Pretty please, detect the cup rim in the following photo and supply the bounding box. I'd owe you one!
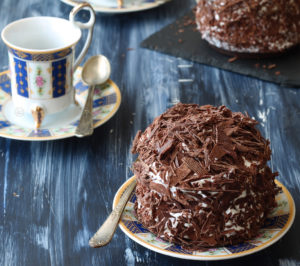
[1,16,82,54]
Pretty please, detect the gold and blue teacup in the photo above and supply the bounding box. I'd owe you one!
[1,3,95,128]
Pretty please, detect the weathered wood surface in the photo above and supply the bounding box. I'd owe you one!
[0,0,299,265]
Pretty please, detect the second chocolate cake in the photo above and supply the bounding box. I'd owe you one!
[131,103,278,250]
[195,0,300,56]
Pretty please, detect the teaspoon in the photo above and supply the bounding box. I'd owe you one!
[75,55,111,137]
[89,178,136,248]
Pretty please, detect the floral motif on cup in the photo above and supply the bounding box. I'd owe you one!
[34,67,46,96]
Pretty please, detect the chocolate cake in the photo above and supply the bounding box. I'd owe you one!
[131,103,279,250]
[195,0,300,56]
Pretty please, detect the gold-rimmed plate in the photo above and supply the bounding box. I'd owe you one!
[60,0,172,14]
[113,177,295,260]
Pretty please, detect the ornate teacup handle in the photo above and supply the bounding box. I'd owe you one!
[69,2,95,70]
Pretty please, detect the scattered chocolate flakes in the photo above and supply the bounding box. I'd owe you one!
[228,56,238,63]
[268,64,276,69]
[132,103,279,250]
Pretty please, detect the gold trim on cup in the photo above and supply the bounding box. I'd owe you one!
[8,47,73,61]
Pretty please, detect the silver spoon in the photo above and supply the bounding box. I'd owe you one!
[89,178,137,248]
[75,55,111,137]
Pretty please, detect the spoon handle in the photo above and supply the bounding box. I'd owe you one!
[75,85,95,137]
[89,178,137,248]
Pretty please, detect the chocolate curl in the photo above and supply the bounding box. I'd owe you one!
[131,130,142,154]
[183,157,207,177]
[174,163,191,183]
[158,139,175,160]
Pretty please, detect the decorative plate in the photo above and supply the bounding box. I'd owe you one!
[113,177,295,260]
[0,68,121,141]
[60,0,172,14]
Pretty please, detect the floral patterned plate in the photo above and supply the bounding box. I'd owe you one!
[113,177,295,260]
[60,0,172,14]
[0,68,121,141]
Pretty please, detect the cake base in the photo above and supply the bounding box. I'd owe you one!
[209,43,299,59]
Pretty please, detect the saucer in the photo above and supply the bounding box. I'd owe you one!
[60,0,172,14]
[113,177,295,261]
[0,68,121,141]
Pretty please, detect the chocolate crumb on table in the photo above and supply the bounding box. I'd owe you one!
[228,56,238,63]
[268,64,276,69]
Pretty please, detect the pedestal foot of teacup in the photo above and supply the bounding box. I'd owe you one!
[117,0,123,8]
[31,106,45,129]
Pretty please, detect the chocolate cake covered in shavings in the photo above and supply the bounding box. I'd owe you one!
[131,103,279,250]
[195,0,300,56]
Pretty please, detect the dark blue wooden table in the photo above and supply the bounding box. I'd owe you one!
[0,0,299,265]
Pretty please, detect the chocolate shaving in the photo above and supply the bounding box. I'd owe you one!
[175,163,191,182]
[131,130,141,154]
[182,157,207,177]
[158,139,175,159]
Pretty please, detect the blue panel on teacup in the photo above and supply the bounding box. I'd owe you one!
[14,58,29,97]
[8,47,72,61]
[52,59,67,98]
[0,72,11,94]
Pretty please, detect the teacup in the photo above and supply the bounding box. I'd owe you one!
[1,3,95,129]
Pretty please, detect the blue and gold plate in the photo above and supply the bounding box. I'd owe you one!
[60,0,172,14]
[0,68,121,141]
[113,177,295,260]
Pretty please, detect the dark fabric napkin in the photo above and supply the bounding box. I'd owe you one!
[141,10,300,88]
